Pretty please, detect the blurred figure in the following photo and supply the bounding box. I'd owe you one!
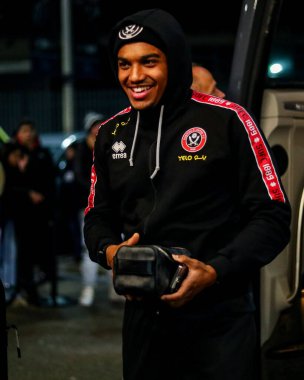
[191,62,225,98]
[56,143,82,263]
[0,153,5,289]
[0,141,30,304]
[12,119,57,305]
[74,112,106,307]
[0,159,4,196]
[0,156,5,248]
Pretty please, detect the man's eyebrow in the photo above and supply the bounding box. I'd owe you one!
[141,53,161,59]
[117,53,161,61]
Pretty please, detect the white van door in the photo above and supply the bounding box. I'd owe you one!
[259,89,304,345]
[227,0,304,357]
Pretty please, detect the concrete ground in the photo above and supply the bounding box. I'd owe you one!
[5,256,304,380]
[5,256,124,380]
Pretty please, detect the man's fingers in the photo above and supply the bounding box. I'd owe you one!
[172,254,189,264]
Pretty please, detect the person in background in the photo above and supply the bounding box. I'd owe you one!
[0,154,5,253]
[0,158,4,197]
[0,154,6,291]
[191,62,225,98]
[13,119,57,305]
[84,8,291,380]
[75,112,106,307]
[56,143,82,263]
[0,141,29,304]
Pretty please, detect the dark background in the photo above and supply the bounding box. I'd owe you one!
[0,1,246,134]
[0,0,243,91]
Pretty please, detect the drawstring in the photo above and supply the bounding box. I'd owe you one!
[150,105,164,179]
[128,105,164,180]
[129,111,140,167]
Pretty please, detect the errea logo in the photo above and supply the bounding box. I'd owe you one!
[112,141,126,152]
[112,141,127,160]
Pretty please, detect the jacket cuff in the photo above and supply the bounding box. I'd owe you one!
[206,255,234,283]
[96,242,112,269]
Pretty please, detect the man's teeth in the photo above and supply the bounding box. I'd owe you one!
[133,87,150,92]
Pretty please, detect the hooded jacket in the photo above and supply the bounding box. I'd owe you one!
[84,9,291,309]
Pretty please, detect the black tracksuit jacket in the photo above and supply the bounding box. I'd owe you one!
[84,8,291,312]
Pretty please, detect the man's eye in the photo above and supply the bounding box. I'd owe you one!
[144,59,157,66]
[118,62,129,69]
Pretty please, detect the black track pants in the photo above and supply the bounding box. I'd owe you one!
[122,300,259,380]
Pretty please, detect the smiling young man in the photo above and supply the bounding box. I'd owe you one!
[83,9,291,380]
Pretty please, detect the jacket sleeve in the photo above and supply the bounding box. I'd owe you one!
[207,106,292,281]
[83,128,123,267]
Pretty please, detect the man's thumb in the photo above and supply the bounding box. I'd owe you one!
[126,232,140,246]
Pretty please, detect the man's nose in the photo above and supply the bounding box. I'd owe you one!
[129,65,145,82]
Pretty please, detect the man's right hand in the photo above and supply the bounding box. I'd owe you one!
[106,232,140,268]
[107,232,141,301]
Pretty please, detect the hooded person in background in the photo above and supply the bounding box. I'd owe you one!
[12,120,57,305]
[83,9,291,380]
[75,112,107,307]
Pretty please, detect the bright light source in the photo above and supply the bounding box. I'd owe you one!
[268,57,293,78]
[61,135,76,149]
[269,63,283,74]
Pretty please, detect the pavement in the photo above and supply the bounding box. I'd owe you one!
[5,256,124,380]
[4,256,304,380]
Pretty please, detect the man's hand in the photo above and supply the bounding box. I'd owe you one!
[106,232,141,301]
[160,254,217,308]
[29,190,45,204]
[106,232,140,268]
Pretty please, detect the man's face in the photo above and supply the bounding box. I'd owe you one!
[117,42,168,110]
[16,124,36,147]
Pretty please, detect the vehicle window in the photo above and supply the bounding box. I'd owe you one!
[267,1,304,86]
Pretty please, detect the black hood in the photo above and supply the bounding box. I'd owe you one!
[108,8,193,120]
